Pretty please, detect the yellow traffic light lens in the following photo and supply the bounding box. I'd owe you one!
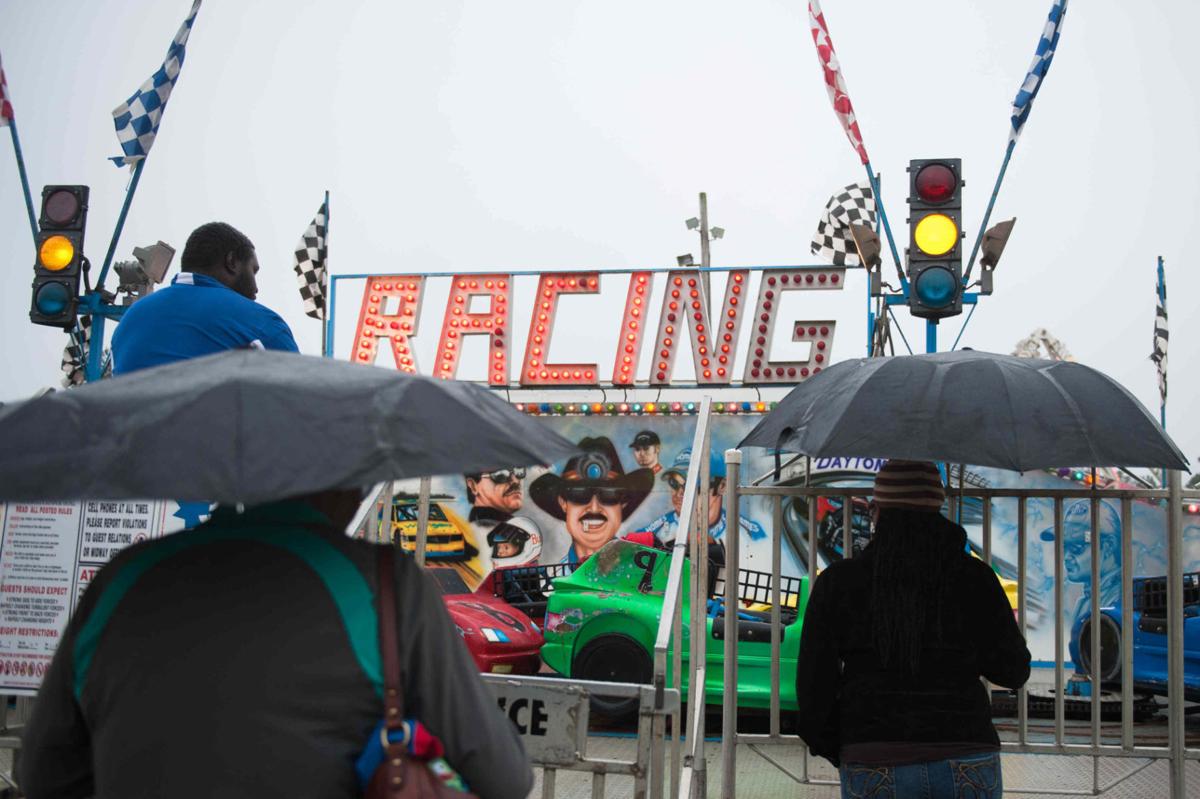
[914,214,958,256]
[39,235,75,271]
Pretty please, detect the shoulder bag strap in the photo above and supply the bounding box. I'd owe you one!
[376,545,409,796]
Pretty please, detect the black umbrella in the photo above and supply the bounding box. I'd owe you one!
[0,350,578,504]
[739,350,1188,472]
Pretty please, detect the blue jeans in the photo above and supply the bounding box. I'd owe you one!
[839,752,1002,799]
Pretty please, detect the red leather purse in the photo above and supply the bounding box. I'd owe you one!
[367,547,480,799]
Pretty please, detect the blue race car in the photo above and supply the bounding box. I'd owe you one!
[1070,571,1200,701]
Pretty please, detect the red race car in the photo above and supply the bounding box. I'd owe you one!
[426,567,543,675]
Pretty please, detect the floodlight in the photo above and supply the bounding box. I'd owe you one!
[685,217,700,230]
[980,218,1016,271]
[676,254,694,266]
[710,226,725,239]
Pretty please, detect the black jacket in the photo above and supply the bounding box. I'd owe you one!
[794,513,1030,767]
[19,501,532,799]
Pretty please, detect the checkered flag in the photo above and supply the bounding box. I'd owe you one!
[1150,260,1168,406]
[293,199,329,320]
[811,182,876,266]
[110,1,202,167]
[1010,0,1068,145]
[61,316,91,387]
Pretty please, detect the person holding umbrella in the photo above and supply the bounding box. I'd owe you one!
[795,460,1030,798]
[5,351,581,799]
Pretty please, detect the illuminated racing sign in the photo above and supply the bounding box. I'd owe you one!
[334,266,850,388]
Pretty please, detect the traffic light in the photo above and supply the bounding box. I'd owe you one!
[30,185,89,328]
[906,159,962,319]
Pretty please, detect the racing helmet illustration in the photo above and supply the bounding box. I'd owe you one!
[487,516,542,567]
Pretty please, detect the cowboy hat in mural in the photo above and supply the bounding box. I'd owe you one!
[529,436,654,564]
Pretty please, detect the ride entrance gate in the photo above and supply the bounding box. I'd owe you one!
[717,458,1199,799]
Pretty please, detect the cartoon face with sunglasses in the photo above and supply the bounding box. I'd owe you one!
[529,437,656,564]
[464,467,528,514]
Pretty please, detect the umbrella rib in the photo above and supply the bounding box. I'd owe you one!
[1039,365,1105,469]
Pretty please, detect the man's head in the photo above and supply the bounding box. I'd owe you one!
[1041,500,1122,583]
[870,460,945,525]
[464,467,526,513]
[662,448,726,526]
[529,437,654,561]
[181,222,260,300]
[629,430,661,469]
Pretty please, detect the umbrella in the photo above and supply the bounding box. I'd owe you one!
[0,350,578,505]
[739,350,1188,472]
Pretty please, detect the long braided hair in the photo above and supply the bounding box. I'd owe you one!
[868,507,959,674]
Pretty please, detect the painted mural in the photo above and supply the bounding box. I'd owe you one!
[383,414,1195,664]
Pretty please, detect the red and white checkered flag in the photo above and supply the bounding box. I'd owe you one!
[0,51,15,124]
[808,0,869,165]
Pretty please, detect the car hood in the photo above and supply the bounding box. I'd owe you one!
[443,596,543,648]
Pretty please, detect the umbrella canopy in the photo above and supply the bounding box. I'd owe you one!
[739,350,1188,472]
[0,350,578,504]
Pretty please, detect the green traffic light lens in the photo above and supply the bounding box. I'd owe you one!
[34,282,72,315]
[914,213,958,256]
[914,267,957,308]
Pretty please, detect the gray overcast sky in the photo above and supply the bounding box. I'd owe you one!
[1,1,1197,469]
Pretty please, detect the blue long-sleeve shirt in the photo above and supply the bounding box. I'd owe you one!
[112,272,299,374]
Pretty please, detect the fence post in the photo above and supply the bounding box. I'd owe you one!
[720,449,742,799]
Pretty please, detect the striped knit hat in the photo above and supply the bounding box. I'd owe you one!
[873,460,945,511]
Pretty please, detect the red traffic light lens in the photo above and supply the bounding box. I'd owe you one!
[915,164,957,203]
[43,189,81,226]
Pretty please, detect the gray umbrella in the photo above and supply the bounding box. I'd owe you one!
[739,350,1188,472]
[0,350,578,504]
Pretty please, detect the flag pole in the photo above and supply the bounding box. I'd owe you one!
[7,119,38,244]
[1157,255,1167,489]
[863,162,909,294]
[322,189,330,357]
[96,160,147,290]
[962,140,1016,285]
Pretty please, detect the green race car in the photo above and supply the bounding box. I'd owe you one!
[540,538,808,718]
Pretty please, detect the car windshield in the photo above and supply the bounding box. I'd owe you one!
[393,503,449,522]
[428,568,470,595]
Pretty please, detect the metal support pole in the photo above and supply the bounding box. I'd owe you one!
[1053,497,1065,746]
[1167,471,1185,797]
[326,274,339,358]
[863,164,909,294]
[769,495,782,739]
[1017,496,1028,745]
[7,120,39,245]
[84,313,107,383]
[1120,498,1134,751]
[963,141,1015,285]
[925,319,938,354]
[97,160,146,290]
[720,449,742,799]
[321,188,330,357]
[414,477,431,566]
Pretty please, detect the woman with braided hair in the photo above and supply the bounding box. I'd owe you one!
[795,460,1030,799]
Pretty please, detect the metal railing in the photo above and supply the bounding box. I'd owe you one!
[717,462,1200,798]
[481,673,680,799]
[652,396,714,799]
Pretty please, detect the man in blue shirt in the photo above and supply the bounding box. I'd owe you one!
[112,221,299,374]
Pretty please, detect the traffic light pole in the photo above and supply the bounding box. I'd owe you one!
[78,293,127,382]
[884,293,979,354]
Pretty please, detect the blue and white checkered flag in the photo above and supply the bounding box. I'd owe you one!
[110,0,202,167]
[1010,0,1068,145]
